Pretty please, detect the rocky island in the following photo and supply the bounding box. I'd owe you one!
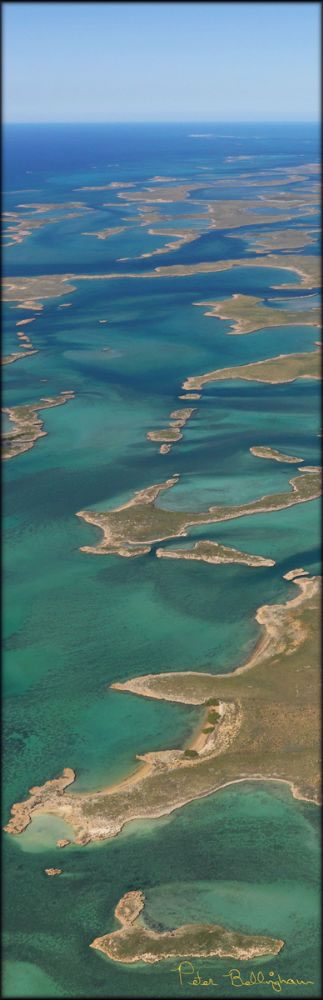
[2,348,38,366]
[90,890,284,965]
[156,540,275,567]
[147,407,196,453]
[183,346,321,390]
[234,227,317,253]
[75,467,321,558]
[2,391,75,459]
[2,114,321,998]
[194,292,320,337]
[250,446,304,464]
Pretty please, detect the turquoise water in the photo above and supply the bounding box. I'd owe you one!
[3,783,320,997]
[3,123,321,997]
[270,293,321,312]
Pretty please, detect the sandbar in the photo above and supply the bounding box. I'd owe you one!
[82,226,125,241]
[178,393,201,400]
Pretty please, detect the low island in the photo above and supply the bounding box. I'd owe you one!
[82,225,125,241]
[156,540,275,567]
[183,347,321,391]
[2,348,38,366]
[233,227,317,253]
[3,253,320,315]
[75,467,321,558]
[2,391,75,459]
[194,293,320,336]
[250,446,304,464]
[90,890,284,965]
[147,407,196,453]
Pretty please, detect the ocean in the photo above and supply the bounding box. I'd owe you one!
[2,122,321,997]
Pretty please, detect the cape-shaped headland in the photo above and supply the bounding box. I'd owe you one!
[3,573,320,845]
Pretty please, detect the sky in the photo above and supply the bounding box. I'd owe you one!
[3,2,321,123]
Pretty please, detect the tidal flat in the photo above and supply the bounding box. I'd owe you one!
[3,122,321,997]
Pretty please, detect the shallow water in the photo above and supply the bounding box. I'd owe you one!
[3,122,321,997]
[3,783,320,997]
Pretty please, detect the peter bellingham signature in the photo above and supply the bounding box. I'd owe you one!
[171,962,314,993]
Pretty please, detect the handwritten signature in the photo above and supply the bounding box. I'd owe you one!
[172,962,314,993]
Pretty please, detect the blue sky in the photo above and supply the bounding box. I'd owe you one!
[3,2,320,122]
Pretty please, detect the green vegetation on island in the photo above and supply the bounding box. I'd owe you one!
[90,890,284,965]
[3,252,320,314]
[156,540,275,567]
[2,391,75,460]
[183,347,321,391]
[2,201,92,248]
[250,446,304,464]
[2,274,77,310]
[194,293,320,336]
[147,407,196,454]
[3,574,320,845]
[206,194,317,231]
[75,467,321,557]
[233,228,318,253]
[136,253,320,289]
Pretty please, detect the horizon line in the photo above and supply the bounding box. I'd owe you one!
[4,118,320,125]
